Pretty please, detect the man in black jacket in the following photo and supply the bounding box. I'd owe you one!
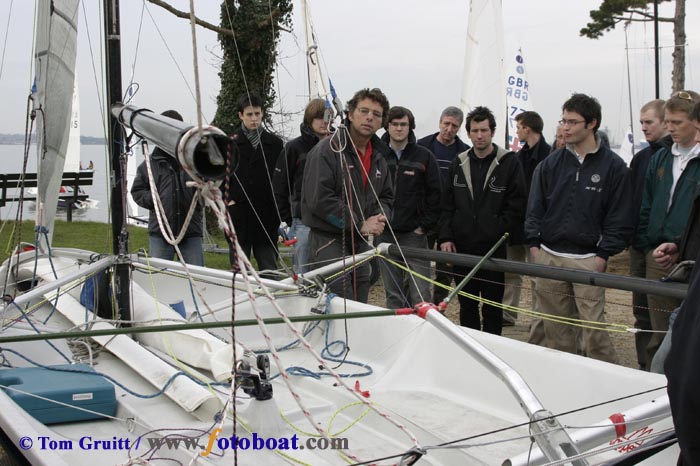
[439,106,526,335]
[272,98,329,274]
[628,99,669,370]
[525,94,632,363]
[131,110,204,266]
[417,107,470,304]
[378,106,441,308]
[504,111,551,329]
[301,88,393,303]
[224,93,284,276]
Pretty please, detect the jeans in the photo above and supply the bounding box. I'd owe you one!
[378,230,431,308]
[650,306,679,374]
[291,218,311,274]
[149,235,204,266]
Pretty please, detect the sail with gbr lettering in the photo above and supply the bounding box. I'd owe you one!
[505,49,534,151]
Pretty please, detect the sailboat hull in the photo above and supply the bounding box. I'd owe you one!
[0,248,677,465]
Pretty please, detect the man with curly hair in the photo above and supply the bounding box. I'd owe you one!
[301,88,394,303]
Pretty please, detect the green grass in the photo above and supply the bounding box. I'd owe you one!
[0,220,232,270]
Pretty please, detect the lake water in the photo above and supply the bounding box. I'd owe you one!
[0,144,141,224]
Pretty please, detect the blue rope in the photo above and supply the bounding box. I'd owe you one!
[10,302,71,363]
[188,280,204,323]
[0,347,229,400]
[282,293,373,379]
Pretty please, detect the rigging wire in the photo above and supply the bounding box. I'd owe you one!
[187,0,203,133]
[0,0,13,82]
[142,1,202,120]
[351,385,667,466]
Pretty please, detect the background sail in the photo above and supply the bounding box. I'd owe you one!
[617,126,635,166]
[302,0,331,100]
[461,0,506,146]
[63,80,81,173]
[505,49,533,151]
[34,0,80,248]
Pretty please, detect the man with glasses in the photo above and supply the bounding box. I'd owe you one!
[635,90,700,367]
[417,107,471,304]
[439,106,526,335]
[301,88,393,303]
[525,94,632,363]
[378,106,441,308]
[628,99,671,370]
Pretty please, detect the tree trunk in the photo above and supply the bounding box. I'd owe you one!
[671,0,685,92]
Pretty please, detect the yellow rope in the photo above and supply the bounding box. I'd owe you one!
[323,254,376,282]
[378,255,631,334]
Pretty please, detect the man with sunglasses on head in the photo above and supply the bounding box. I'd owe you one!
[301,88,394,303]
[664,99,700,466]
[525,93,632,363]
[378,106,441,308]
[635,90,700,367]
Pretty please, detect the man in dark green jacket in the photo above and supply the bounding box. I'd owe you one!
[635,90,700,366]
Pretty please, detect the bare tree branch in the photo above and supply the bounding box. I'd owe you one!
[612,14,675,22]
[145,0,291,35]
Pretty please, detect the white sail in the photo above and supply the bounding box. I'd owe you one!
[505,49,534,151]
[302,0,331,100]
[617,126,635,166]
[63,80,81,173]
[461,0,506,146]
[33,0,80,248]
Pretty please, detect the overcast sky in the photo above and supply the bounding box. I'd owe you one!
[0,0,698,148]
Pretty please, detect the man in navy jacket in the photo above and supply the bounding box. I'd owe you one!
[525,94,632,363]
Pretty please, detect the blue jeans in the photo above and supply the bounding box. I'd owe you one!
[291,218,311,274]
[149,235,204,266]
[650,306,679,374]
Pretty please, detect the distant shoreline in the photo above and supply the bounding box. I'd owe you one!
[0,134,105,145]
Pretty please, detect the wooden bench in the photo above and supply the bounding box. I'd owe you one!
[0,172,94,222]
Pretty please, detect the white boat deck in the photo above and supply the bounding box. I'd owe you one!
[0,251,678,465]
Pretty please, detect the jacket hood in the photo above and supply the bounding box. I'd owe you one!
[299,124,321,145]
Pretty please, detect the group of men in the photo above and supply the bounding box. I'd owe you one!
[130,88,700,465]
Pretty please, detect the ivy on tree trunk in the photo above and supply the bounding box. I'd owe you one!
[213,0,293,136]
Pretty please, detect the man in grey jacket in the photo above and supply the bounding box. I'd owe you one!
[301,88,394,303]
